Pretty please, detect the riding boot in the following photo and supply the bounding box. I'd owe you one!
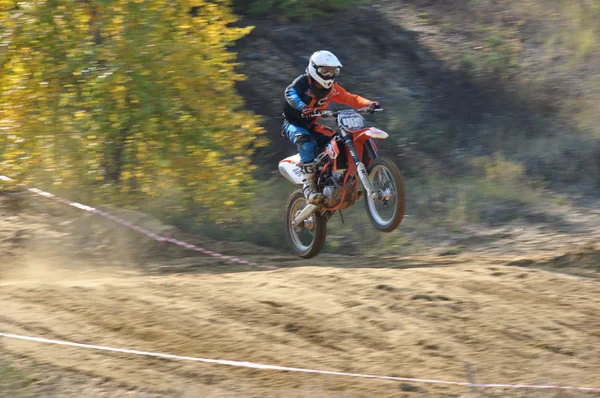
[300,161,324,204]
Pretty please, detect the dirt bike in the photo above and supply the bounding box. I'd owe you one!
[279,107,406,258]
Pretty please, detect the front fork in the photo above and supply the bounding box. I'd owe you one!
[343,133,379,200]
[292,204,317,227]
[357,163,379,200]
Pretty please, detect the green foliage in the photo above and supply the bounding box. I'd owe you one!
[439,245,465,256]
[466,154,540,223]
[205,159,535,255]
[416,12,432,25]
[539,0,600,60]
[183,177,422,256]
[0,0,265,222]
[406,153,542,230]
[177,178,290,249]
[469,157,539,212]
[232,0,369,21]
[471,152,525,186]
[466,29,521,77]
[516,136,600,185]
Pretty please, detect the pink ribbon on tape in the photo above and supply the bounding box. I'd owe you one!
[0,176,277,270]
[1,332,599,392]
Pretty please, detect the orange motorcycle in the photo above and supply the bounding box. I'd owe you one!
[279,108,406,258]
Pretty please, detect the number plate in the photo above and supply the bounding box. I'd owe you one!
[339,114,365,131]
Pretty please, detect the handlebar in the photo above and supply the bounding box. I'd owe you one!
[311,107,384,118]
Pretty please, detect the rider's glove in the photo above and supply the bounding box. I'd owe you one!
[368,101,381,114]
[301,106,316,119]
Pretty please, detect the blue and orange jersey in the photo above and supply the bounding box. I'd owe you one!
[283,74,372,131]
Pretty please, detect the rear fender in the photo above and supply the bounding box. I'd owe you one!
[279,154,304,185]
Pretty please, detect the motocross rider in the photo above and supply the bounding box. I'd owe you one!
[282,50,381,204]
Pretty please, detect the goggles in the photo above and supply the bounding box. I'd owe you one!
[317,66,341,77]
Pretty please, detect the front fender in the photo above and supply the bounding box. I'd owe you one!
[353,127,387,162]
[353,128,389,151]
[363,127,389,139]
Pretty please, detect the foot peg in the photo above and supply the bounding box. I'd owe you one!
[307,193,325,204]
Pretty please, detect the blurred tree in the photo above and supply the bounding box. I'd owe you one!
[231,0,369,21]
[0,0,265,220]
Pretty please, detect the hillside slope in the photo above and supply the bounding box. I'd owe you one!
[233,1,600,185]
[214,1,600,256]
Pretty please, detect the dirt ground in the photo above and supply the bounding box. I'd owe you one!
[1,191,599,398]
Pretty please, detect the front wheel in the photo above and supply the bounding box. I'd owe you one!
[364,158,406,232]
[284,189,327,258]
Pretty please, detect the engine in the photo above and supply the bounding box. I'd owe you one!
[320,169,346,206]
[322,184,342,206]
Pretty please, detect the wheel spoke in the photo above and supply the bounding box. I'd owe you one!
[286,190,327,259]
[367,164,397,227]
[289,197,316,252]
[363,159,405,233]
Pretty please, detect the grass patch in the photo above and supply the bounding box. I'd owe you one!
[0,360,35,397]
[416,12,434,25]
[174,175,424,256]
[439,245,465,256]
[177,153,547,256]
[173,178,291,250]
[409,153,543,229]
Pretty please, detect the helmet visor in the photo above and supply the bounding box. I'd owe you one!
[317,66,341,77]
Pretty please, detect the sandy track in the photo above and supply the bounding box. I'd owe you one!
[1,194,600,397]
[2,262,600,397]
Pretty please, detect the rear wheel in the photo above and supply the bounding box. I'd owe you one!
[364,157,406,232]
[284,189,327,258]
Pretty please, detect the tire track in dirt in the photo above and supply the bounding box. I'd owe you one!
[1,193,600,397]
[2,265,600,397]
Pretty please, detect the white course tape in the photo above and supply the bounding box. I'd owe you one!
[0,175,277,270]
[1,333,599,392]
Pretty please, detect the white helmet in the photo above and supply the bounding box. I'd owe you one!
[307,50,343,89]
